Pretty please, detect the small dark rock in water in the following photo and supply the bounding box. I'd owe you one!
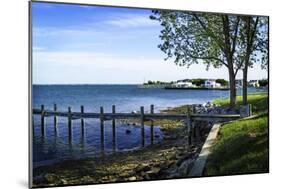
[126,129,131,134]
[132,123,136,126]
[127,123,130,126]
[154,135,160,138]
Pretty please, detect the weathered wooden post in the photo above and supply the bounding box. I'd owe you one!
[192,121,196,141]
[68,107,72,141]
[140,106,145,147]
[40,105,45,136]
[112,105,116,152]
[150,104,154,145]
[80,105,85,136]
[192,104,196,114]
[54,104,57,132]
[240,104,252,118]
[100,106,105,151]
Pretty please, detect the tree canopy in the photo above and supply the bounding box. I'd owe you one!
[150,11,268,107]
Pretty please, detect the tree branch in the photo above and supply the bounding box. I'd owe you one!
[231,17,240,56]
[185,52,228,67]
[192,14,226,56]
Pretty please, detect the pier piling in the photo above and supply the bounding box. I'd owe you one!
[140,106,145,147]
[81,105,85,136]
[112,105,116,152]
[100,106,105,151]
[150,104,154,145]
[54,104,57,132]
[68,107,72,141]
[40,105,45,136]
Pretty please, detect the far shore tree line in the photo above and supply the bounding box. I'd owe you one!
[143,78,268,87]
[150,11,268,108]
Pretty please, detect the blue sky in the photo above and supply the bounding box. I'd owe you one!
[32,2,268,84]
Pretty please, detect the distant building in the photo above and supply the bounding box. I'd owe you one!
[249,80,260,87]
[172,81,194,88]
[235,79,243,88]
[204,79,221,88]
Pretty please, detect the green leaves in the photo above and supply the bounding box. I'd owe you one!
[150,10,268,72]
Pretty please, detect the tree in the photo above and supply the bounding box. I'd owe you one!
[216,79,229,86]
[258,79,268,87]
[150,11,268,108]
[191,79,206,87]
[150,11,242,108]
[237,16,268,105]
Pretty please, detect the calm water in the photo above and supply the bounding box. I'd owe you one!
[32,85,267,166]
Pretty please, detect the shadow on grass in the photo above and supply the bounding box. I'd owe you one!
[205,113,269,176]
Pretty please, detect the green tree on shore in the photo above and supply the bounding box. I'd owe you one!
[150,11,268,108]
[238,16,268,105]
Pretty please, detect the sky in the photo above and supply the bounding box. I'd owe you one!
[32,2,268,84]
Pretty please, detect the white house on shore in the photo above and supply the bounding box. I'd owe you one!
[248,80,260,87]
[204,79,221,88]
[172,81,195,88]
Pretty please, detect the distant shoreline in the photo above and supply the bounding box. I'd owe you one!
[164,86,230,90]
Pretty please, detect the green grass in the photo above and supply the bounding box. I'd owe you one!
[205,93,269,176]
[213,92,268,114]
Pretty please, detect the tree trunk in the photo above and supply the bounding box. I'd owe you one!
[228,69,237,109]
[242,67,248,105]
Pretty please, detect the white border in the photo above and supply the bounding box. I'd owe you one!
[0,0,280,189]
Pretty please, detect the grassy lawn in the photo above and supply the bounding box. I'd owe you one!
[204,92,269,176]
[213,92,268,115]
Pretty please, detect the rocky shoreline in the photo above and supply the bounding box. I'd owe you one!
[33,101,228,187]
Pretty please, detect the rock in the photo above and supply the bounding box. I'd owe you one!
[61,179,68,184]
[43,173,61,184]
[128,176,137,181]
[146,167,160,174]
[119,172,132,178]
[144,167,161,179]
[101,176,110,181]
[126,129,131,134]
[165,163,179,178]
[178,160,189,176]
[135,163,150,172]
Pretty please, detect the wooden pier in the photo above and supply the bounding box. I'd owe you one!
[33,104,247,150]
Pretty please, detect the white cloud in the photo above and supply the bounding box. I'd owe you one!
[32,51,268,84]
[33,27,102,37]
[105,14,158,28]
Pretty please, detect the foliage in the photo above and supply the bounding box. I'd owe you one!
[258,79,268,87]
[143,80,171,85]
[205,93,269,175]
[237,17,269,71]
[213,92,268,114]
[215,79,229,86]
[150,10,269,107]
[191,78,205,86]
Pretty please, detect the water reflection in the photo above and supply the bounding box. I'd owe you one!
[32,116,163,167]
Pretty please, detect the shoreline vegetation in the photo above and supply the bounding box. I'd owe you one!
[33,92,268,187]
[141,79,268,88]
[204,93,269,175]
